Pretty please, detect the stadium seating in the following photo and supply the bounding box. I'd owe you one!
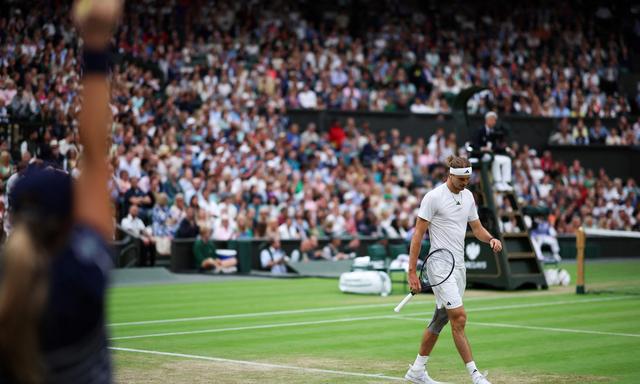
[0,1,638,268]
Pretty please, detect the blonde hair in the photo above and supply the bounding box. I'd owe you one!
[0,224,48,383]
[199,225,212,237]
[446,155,471,170]
[0,151,10,165]
[157,192,169,206]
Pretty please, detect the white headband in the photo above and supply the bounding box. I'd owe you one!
[450,167,472,176]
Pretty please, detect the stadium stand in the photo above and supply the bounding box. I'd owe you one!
[0,0,638,270]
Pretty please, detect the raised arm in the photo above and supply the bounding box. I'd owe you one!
[73,0,123,238]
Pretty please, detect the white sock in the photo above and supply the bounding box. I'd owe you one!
[412,354,429,370]
[466,361,479,376]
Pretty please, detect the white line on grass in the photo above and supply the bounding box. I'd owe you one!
[110,346,405,381]
[394,316,640,338]
[110,314,397,340]
[109,303,403,327]
[471,321,640,338]
[109,290,626,327]
[110,296,633,341]
[465,296,635,313]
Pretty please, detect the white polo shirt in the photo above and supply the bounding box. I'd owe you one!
[417,183,479,267]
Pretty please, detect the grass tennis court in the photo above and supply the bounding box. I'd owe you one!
[108,259,640,383]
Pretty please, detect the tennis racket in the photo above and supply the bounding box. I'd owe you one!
[393,248,455,312]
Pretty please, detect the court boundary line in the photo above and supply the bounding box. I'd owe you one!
[109,289,605,327]
[110,296,634,341]
[110,346,405,381]
[110,314,397,340]
[395,316,640,338]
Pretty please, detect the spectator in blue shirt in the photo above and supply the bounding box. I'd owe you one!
[589,119,609,144]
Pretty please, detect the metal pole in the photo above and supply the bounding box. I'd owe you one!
[576,227,585,294]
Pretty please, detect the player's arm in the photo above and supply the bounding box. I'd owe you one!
[73,0,122,239]
[408,217,429,293]
[469,219,502,253]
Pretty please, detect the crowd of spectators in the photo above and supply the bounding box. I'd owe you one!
[548,116,640,145]
[0,0,638,255]
[496,147,639,233]
[5,109,640,250]
[1,1,639,128]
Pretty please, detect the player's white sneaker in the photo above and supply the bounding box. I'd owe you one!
[404,365,444,384]
[471,371,491,384]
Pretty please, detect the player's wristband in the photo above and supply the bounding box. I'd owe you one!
[82,49,111,74]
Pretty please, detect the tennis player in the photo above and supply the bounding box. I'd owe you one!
[404,155,502,384]
[0,1,121,383]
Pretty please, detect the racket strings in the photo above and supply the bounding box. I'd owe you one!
[419,249,455,288]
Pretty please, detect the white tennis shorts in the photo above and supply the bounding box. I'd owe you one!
[429,267,466,309]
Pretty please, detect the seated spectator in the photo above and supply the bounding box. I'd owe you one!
[216,193,238,219]
[195,207,211,230]
[605,127,623,145]
[193,226,238,273]
[298,84,317,109]
[300,123,320,147]
[169,193,187,224]
[326,205,347,235]
[0,99,8,124]
[175,206,200,238]
[265,216,280,238]
[124,175,154,222]
[633,213,640,232]
[44,140,65,169]
[212,214,236,240]
[254,220,268,238]
[295,235,323,261]
[589,119,608,144]
[572,119,590,145]
[355,209,375,235]
[19,130,39,159]
[633,117,640,142]
[410,98,430,114]
[380,211,408,239]
[162,169,183,204]
[64,147,80,176]
[235,214,254,238]
[321,236,359,261]
[260,236,288,275]
[151,193,175,258]
[328,119,346,149]
[548,119,575,145]
[116,169,131,196]
[121,204,155,266]
[500,216,523,234]
[278,215,302,239]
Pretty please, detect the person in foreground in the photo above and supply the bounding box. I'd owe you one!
[0,1,122,383]
[404,155,502,384]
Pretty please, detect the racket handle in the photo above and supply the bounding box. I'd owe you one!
[393,292,415,313]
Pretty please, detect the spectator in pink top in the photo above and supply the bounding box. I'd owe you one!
[213,215,236,240]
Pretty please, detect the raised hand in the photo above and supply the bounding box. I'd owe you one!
[73,0,123,49]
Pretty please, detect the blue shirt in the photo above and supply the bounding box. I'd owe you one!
[152,205,173,236]
[40,225,113,384]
